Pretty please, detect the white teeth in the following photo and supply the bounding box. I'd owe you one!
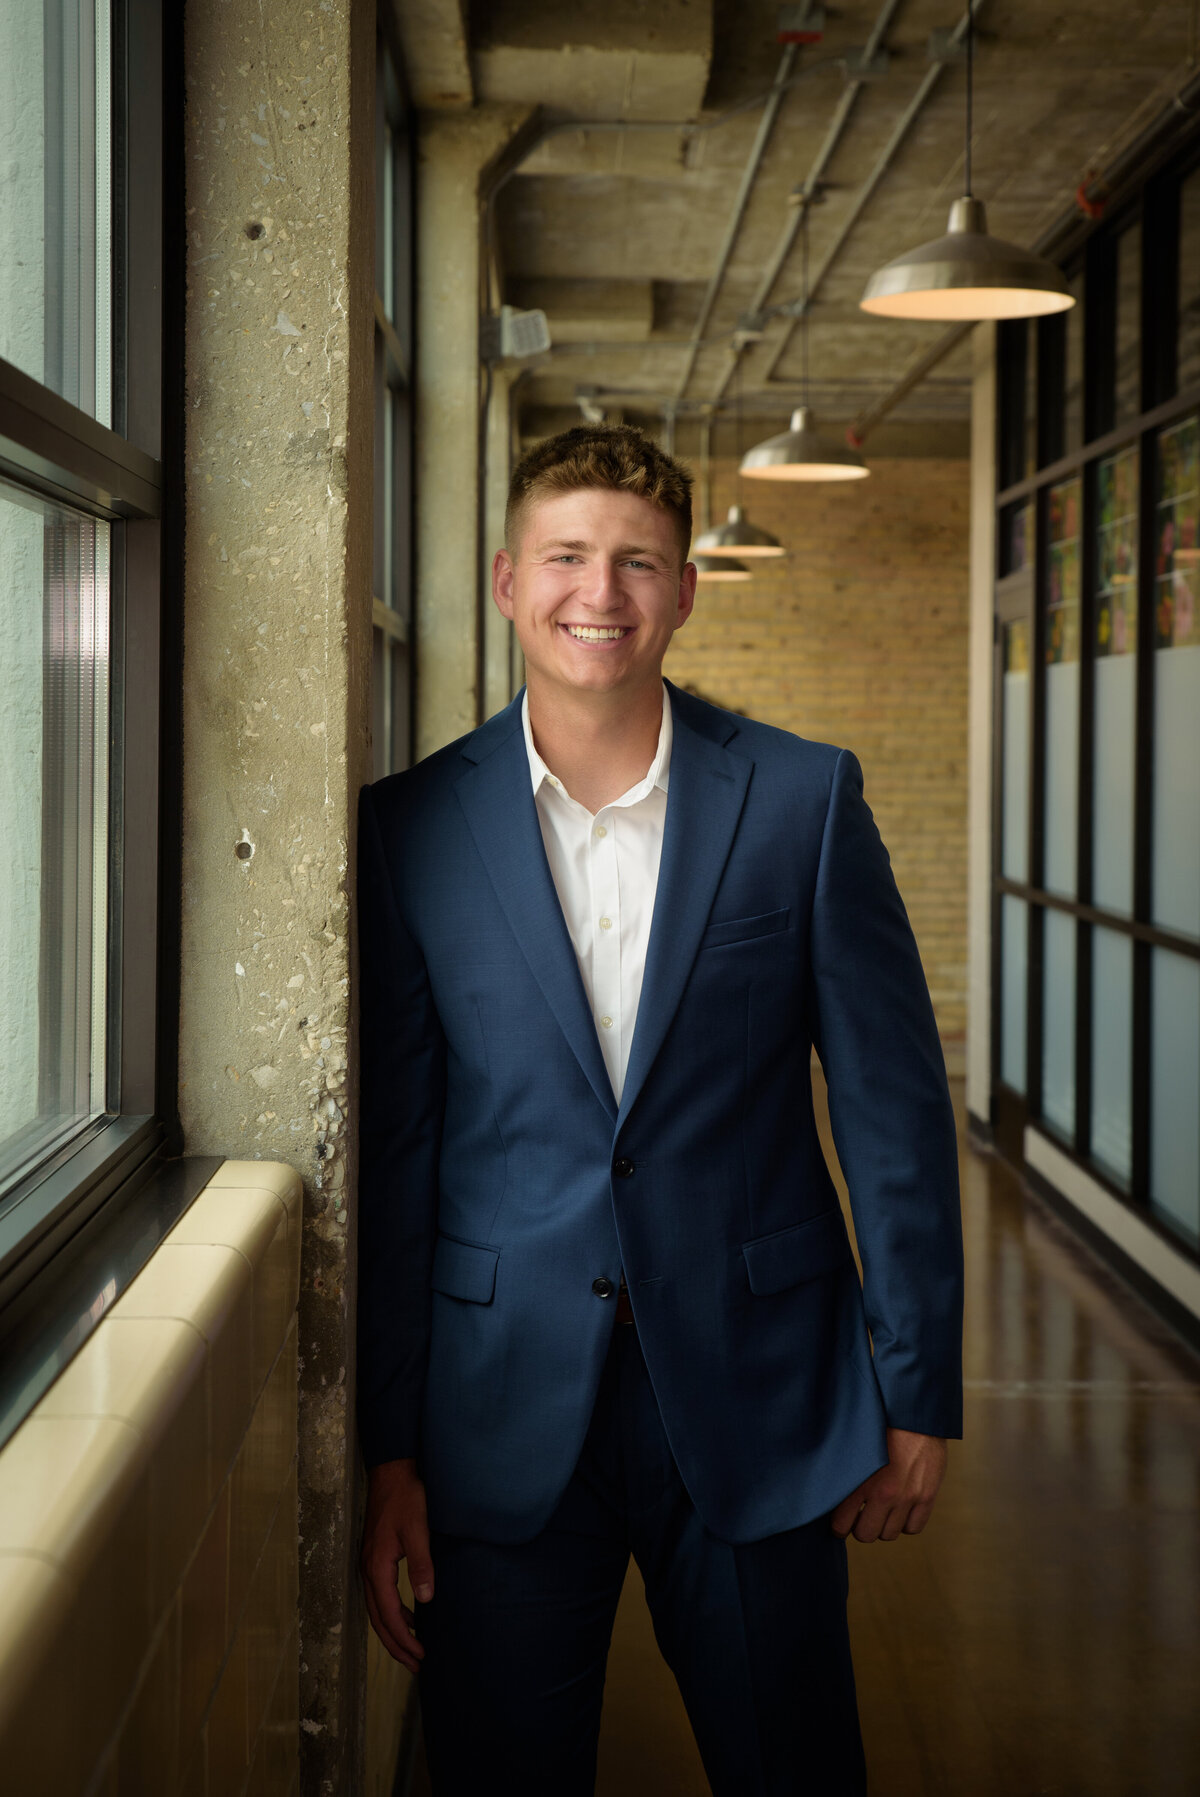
[565,625,627,641]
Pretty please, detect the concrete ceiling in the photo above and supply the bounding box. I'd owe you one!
[440,1,1196,452]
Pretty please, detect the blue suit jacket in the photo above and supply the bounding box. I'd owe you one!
[356,683,963,1545]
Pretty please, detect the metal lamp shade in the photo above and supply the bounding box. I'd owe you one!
[860,197,1074,321]
[740,407,869,483]
[694,504,786,559]
[693,553,752,581]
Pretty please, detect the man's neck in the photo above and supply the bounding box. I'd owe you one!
[527,677,665,815]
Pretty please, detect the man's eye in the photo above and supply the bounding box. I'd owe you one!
[625,559,651,570]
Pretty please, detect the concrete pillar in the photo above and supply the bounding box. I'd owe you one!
[181,2,374,1791]
[967,322,997,1125]
[414,106,536,756]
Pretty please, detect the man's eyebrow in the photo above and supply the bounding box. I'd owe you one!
[532,538,667,559]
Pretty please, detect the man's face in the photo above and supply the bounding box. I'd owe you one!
[492,487,696,704]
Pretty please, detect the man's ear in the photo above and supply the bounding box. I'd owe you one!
[676,559,698,630]
[492,547,516,619]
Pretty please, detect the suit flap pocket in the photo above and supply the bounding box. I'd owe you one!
[701,907,790,951]
[742,1209,851,1296]
[431,1235,499,1304]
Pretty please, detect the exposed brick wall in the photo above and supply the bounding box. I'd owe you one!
[667,457,970,1060]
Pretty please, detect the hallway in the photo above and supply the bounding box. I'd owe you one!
[585,1082,1200,1795]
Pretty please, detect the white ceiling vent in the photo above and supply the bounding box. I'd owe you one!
[480,305,551,363]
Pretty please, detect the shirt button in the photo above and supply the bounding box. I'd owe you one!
[592,1277,615,1299]
[593,824,607,839]
[613,1157,634,1179]
[599,916,612,930]
[599,1015,613,1030]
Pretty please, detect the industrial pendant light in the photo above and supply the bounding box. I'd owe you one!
[741,205,869,483]
[693,554,752,582]
[695,362,786,555]
[860,1,1073,321]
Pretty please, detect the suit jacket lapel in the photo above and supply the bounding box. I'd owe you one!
[618,687,752,1128]
[455,700,618,1123]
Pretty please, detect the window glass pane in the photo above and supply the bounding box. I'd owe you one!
[1150,948,1200,1248]
[0,482,109,1193]
[999,500,1030,577]
[1000,895,1027,1093]
[383,386,395,608]
[1152,417,1200,938]
[371,626,387,783]
[1001,618,1030,881]
[1041,908,1076,1139]
[1093,447,1138,914]
[1044,479,1080,897]
[0,0,112,424]
[382,116,396,322]
[1178,166,1200,394]
[1090,927,1132,1184]
[1114,221,1141,426]
[1064,271,1084,453]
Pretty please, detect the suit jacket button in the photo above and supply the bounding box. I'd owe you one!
[613,1157,635,1179]
[592,1277,615,1298]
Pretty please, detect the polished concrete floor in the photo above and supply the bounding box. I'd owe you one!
[416,1079,1200,1794]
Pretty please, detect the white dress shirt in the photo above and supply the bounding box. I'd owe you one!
[522,685,672,1104]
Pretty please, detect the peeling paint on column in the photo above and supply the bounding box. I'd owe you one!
[182,3,373,1792]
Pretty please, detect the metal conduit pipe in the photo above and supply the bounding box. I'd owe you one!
[761,2,979,385]
[672,44,798,403]
[708,0,906,407]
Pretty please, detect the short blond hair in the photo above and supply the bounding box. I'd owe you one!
[506,423,693,562]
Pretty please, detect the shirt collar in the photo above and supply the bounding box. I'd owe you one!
[522,683,672,804]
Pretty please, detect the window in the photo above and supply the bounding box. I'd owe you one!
[0,0,171,1299]
[993,145,1200,1259]
[372,22,416,781]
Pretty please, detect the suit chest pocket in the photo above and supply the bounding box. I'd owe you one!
[700,907,791,952]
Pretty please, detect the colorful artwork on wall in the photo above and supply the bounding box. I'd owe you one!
[1046,477,1081,664]
[1155,415,1200,650]
[1096,446,1139,658]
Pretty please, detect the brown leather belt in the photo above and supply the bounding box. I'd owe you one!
[615,1284,635,1325]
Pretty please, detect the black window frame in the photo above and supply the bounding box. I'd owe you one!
[0,0,182,1320]
[371,7,417,781]
[991,132,1200,1267]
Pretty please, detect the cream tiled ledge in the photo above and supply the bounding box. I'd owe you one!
[0,1160,303,1797]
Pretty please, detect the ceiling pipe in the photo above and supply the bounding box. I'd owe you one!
[709,0,905,407]
[761,3,980,384]
[672,45,799,403]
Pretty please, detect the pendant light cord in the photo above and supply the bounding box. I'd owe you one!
[802,201,811,410]
[965,0,974,198]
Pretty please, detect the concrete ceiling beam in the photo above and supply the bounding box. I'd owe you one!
[392,0,473,111]
[507,277,655,343]
[472,0,713,122]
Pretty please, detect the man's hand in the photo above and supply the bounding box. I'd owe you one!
[831,1429,947,1543]
[361,1457,434,1670]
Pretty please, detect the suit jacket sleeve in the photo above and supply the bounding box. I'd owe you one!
[356,783,447,1469]
[809,748,964,1439]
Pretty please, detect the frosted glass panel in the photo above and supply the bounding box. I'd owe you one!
[1044,479,1080,897]
[1152,418,1200,938]
[1093,659,1136,914]
[1090,929,1132,1183]
[1001,619,1030,882]
[1150,950,1200,1248]
[1044,663,1079,895]
[1000,896,1027,1093]
[1152,646,1200,937]
[1042,908,1076,1139]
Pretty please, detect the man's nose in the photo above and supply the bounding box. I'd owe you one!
[581,560,624,609]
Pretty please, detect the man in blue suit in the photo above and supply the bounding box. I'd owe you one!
[357,424,963,1794]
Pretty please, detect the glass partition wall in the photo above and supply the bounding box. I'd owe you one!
[993,152,1200,1262]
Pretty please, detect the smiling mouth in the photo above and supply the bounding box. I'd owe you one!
[562,624,631,641]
